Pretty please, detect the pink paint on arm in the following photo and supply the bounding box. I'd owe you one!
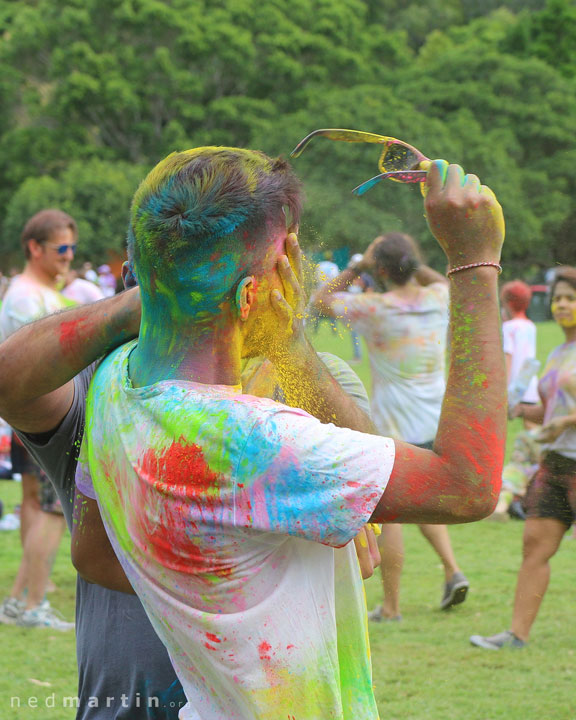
[59,317,92,360]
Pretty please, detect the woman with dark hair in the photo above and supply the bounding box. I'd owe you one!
[316,232,470,618]
[471,266,576,649]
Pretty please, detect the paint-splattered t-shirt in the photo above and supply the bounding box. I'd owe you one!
[538,340,576,461]
[81,340,394,720]
[331,283,449,443]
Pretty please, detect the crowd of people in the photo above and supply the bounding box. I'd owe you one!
[0,146,572,720]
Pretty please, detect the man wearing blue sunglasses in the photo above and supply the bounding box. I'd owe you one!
[0,208,78,631]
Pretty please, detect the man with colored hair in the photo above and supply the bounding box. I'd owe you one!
[0,147,506,719]
[0,209,77,630]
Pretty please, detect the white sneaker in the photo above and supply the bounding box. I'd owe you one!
[0,513,21,531]
[18,603,75,631]
[0,596,25,625]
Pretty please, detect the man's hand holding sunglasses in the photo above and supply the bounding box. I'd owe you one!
[423,159,505,270]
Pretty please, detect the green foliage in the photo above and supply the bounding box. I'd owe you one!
[504,0,576,78]
[2,159,146,263]
[0,0,575,272]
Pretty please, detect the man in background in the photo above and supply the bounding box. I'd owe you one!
[0,209,76,629]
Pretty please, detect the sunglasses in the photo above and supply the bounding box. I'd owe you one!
[45,243,77,255]
[290,128,429,196]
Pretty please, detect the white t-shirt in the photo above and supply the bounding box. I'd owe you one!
[62,278,105,305]
[80,341,394,720]
[538,341,576,461]
[0,274,73,340]
[502,317,539,403]
[331,283,449,444]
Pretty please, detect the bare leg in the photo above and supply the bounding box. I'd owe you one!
[9,473,41,601]
[9,552,29,600]
[377,524,404,618]
[418,524,460,581]
[510,517,566,642]
[23,511,65,609]
[19,472,41,546]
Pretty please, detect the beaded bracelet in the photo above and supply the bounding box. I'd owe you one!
[446,261,502,278]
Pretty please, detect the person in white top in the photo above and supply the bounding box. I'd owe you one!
[500,280,539,404]
[0,150,507,719]
[490,280,541,519]
[62,269,105,305]
[0,209,77,630]
[315,232,470,618]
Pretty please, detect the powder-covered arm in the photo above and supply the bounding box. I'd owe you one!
[0,288,140,434]
[370,161,507,524]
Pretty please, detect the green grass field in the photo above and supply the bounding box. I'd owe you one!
[0,321,574,720]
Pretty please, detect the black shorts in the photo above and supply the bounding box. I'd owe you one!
[523,451,576,527]
[10,433,62,515]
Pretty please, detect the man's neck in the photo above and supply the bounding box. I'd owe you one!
[23,262,59,290]
[129,317,242,389]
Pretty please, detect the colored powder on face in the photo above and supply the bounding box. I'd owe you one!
[552,303,576,328]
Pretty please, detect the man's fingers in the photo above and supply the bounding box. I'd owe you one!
[353,530,374,580]
[286,233,302,282]
[270,289,291,320]
[278,253,302,308]
[424,159,449,197]
[365,526,382,568]
[444,163,466,193]
[464,173,481,191]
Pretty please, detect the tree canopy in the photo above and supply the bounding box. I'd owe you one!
[0,0,574,276]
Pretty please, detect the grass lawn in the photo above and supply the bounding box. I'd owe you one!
[0,321,574,720]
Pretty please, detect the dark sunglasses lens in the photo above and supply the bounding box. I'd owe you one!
[58,244,77,255]
[382,144,421,172]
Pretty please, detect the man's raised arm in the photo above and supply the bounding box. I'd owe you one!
[371,160,506,524]
[0,288,140,433]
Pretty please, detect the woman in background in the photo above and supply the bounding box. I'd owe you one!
[471,266,576,649]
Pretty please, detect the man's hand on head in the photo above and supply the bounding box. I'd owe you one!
[267,233,310,362]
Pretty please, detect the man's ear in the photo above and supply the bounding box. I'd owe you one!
[121,261,138,289]
[28,238,43,259]
[235,276,255,321]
